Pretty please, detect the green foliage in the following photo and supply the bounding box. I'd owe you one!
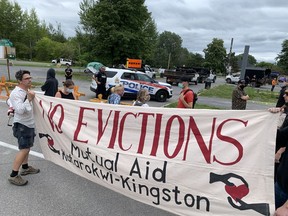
[200,84,278,104]
[203,38,227,74]
[276,39,288,72]
[78,0,157,65]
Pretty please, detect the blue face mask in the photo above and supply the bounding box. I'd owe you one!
[178,83,184,88]
[66,88,73,93]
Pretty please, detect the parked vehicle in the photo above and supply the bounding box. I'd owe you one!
[245,67,270,87]
[52,58,72,66]
[163,67,199,85]
[226,73,240,84]
[191,67,216,83]
[84,62,104,74]
[226,68,270,87]
[90,68,172,102]
[127,65,156,79]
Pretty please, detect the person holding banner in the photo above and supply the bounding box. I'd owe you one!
[133,89,150,107]
[55,80,76,100]
[8,70,40,186]
[107,84,124,104]
[269,91,288,215]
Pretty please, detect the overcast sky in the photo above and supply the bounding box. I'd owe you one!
[16,0,288,63]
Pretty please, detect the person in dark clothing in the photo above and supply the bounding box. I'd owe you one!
[65,65,73,80]
[231,80,249,110]
[55,80,75,100]
[93,66,107,99]
[276,82,288,113]
[269,91,288,215]
[41,68,59,97]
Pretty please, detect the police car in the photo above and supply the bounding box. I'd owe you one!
[90,68,173,102]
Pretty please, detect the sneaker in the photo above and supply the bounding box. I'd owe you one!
[8,175,28,186]
[20,166,40,176]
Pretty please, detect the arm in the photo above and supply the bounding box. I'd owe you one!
[179,91,193,108]
[274,200,288,216]
[241,95,249,100]
[55,91,61,98]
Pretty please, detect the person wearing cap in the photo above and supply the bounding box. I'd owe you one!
[231,79,249,110]
[177,76,194,109]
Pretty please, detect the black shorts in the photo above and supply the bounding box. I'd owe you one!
[12,123,35,149]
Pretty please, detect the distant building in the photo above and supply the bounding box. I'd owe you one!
[0,39,16,59]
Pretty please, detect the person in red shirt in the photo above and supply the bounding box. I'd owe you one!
[177,76,194,108]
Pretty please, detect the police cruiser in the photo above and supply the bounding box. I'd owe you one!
[90,68,172,102]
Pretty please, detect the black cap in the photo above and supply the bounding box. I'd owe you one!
[180,76,189,82]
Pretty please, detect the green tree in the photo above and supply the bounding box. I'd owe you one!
[187,53,205,67]
[276,39,288,72]
[154,31,183,68]
[236,54,257,67]
[79,0,158,65]
[0,0,24,45]
[203,38,227,74]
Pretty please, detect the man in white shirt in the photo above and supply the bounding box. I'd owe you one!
[8,70,40,186]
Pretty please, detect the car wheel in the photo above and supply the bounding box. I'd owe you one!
[155,90,168,102]
[226,78,231,83]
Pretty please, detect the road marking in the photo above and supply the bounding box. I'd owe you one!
[0,141,44,159]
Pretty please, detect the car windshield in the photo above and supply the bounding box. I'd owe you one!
[106,71,117,78]
[136,73,152,82]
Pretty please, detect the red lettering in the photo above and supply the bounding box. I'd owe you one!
[97,109,113,144]
[47,103,64,133]
[107,110,120,149]
[150,114,163,156]
[163,115,185,158]
[183,116,215,163]
[118,112,138,151]
[74,107,95,143]
[213,119,247,165]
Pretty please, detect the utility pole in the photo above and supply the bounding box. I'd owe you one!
[227,38,234,74]
[240,45,250,80]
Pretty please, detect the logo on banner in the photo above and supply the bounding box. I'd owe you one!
[210,172,270,215]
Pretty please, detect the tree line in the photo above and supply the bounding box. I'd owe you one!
[0,0,287,74]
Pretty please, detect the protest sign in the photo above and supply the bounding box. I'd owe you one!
[33,94,278,215]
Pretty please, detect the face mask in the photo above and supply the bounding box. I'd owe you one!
[178,83,184,88]
[66,88,73,93]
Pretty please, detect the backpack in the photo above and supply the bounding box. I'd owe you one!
[183,89,198,108]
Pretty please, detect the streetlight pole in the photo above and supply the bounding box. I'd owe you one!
[167,52,171,69]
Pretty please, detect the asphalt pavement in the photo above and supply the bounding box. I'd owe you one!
[0,65,278,215]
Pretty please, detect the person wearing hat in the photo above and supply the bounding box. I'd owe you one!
[231,79,249,110]
[177,76,195,109]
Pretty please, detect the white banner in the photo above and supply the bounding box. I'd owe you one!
[33,94,278,216]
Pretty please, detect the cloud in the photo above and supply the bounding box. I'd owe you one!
[15,0,288,63]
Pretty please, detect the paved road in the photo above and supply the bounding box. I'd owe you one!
[0,65,278,215]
